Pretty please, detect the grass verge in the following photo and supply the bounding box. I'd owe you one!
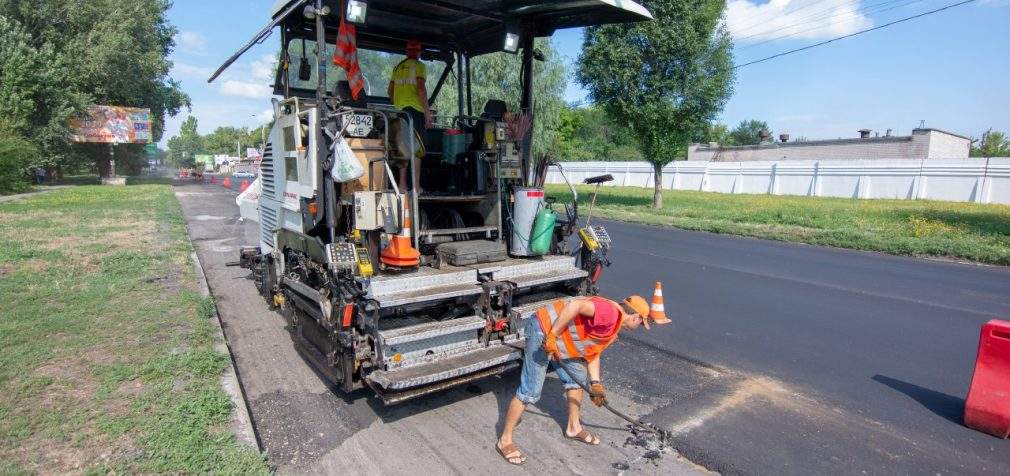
[547,185,1010,265]
[0,185,267,473]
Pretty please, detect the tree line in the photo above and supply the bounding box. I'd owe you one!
[0,0,188,193]
[166,117,270,168]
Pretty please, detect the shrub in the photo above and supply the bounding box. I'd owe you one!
[0,132,37,194]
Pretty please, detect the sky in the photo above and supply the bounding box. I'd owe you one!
[162,0,1010,147]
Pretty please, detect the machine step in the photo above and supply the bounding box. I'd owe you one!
[378,315,485,346]
[480,255,588,289]
[366,343,523,391]
[366,266,482,308]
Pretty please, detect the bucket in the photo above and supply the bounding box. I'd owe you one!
[442,129,466,166]
[510,187,544,256]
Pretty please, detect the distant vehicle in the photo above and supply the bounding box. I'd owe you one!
[232,171,256,179]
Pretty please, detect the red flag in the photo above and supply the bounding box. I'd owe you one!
[332,18,364,100]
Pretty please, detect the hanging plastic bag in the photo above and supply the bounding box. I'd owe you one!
[330,135,364,183]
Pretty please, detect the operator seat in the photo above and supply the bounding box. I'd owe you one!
[481,100,507,121]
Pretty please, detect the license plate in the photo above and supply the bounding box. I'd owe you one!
[344,114,373,137]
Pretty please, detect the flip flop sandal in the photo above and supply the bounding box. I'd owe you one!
[497,443,526,465]
[565,429,601,446]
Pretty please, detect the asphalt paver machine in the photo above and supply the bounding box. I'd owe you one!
[210,0,652,404]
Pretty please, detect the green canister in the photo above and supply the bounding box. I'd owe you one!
[528,207,557,255]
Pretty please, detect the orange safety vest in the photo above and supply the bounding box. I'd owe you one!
[332,18,364,100]
[535,298,623,362]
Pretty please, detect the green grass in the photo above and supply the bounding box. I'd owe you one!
[547,185,1010,265]
[0,185,268,474]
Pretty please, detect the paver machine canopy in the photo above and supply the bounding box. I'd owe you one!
[211,0,651,404]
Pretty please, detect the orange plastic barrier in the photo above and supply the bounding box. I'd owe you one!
[240,179,250,192]
[222,177,232,189]
[964,319,1010,438]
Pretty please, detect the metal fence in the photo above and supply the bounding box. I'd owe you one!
[546,158,1010,205]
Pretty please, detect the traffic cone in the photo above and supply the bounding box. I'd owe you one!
[222,176,232,189]
[380,196,420,269]
[649,282,671,324]
[210,175,216,184]
[240,179,250,192]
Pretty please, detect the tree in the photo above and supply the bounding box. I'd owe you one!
[705,123,732,146]
[577,0,735,208]
[971,129,1010,158]
[729,119,771,146]
[204,127,252,156]
[433,39,567,156]
[0,0,190,176]
[0,14,87,174]
[166,116,203,167]
[555,104,642,161]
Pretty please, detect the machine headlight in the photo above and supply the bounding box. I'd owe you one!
[346,0,368,24]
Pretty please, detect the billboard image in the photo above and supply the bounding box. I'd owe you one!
[70,106,152,144]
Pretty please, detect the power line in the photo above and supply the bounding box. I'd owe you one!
[730,0,837,37]
[738,0,929,50]
[734,0,883,42]
[734,0,977,69]
[735,0,914,44]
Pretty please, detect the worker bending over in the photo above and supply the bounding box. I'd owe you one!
[496,293,668,465]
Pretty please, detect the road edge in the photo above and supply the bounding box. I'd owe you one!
[190,250,261,451]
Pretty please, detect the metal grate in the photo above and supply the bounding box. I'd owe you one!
[260,143,275,196]
[260,205,278,248]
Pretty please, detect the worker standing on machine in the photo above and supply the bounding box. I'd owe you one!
[387,39,431,191]
[495,293,668,465]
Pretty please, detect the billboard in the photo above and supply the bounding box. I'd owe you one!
[70,106,152,144]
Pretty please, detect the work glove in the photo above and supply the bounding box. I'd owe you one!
[543,331,561,361]
[590,382,607,407]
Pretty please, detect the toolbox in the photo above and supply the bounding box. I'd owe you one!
[435,240,507,267]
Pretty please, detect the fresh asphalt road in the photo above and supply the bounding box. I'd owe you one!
[596,218,1010,475]
[177,179,1009,474]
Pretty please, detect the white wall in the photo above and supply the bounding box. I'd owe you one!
[546,158,1010,205]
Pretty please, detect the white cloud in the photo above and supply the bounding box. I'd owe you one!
[250,54,277,82]
[254,108,274,124]
[726,0,873,43]
[221,80,274,99]
[171,61,212,80]
[177,31,208,55]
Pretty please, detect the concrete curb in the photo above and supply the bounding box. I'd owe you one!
[190,251,261,451]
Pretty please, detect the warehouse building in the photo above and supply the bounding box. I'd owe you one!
[687,128,971,162]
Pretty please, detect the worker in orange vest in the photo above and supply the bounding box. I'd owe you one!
[496,294,663,465]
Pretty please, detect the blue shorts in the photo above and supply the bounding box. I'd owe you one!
[515,317,588,405]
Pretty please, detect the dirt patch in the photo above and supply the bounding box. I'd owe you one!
[35,358,99,406]
[0,264,11,277]
[117,379,145,397]
[16,430,140,475]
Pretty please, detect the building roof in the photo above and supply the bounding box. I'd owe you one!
[912,128,973,141]
[695,127,969,152]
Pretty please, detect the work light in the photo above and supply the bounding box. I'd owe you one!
[346,0,368,24]
[503,32,519,53]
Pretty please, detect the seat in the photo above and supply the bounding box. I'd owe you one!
[481,100,507,121]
